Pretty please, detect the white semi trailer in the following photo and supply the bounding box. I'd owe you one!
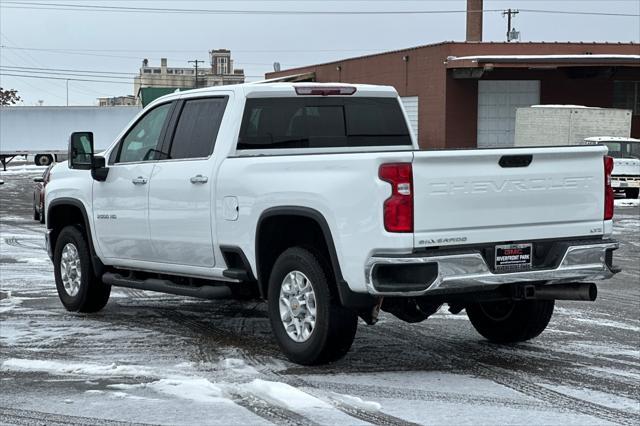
[0,106,141,169]
[514,105,638,198]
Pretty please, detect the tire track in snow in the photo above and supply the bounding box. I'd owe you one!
[476,365,640,426]
[0,407,155,426]
[388,322,639,425]
[159,309,421,425]
[228,393,321,426]
[4,236,46,251]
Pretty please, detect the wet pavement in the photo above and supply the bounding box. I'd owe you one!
[1,163,639,425]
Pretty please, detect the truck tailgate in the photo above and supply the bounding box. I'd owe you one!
[412,145,607,248]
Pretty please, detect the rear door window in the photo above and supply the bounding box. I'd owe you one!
[237,97,411,150]
[167,97,228,160]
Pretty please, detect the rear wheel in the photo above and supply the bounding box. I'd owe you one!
[34,154,53,166]
[33,197,40,221]
[53,225,111,313]
[267,247,358,365]
[466,299,554,343]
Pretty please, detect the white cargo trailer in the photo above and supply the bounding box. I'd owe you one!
[0,106,141,169]
[514,105,632,147]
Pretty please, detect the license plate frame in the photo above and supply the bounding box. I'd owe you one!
[495,243,533,272]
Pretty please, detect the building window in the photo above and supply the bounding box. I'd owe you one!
[217,57,229,75]
[153,69,160,74]
[613,81,640,115]
[143,69,151,74]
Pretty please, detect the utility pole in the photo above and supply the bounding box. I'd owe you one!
[188,59,205,89]
[66,79,69,106]
[502,8,519,42]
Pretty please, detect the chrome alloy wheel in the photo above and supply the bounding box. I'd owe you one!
[279,271,317,342]
[60,243,82,297]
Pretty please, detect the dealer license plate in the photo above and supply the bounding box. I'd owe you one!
[495,244,532,272]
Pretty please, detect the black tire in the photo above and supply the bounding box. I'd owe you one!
[267,247,358,365]
[34,154,52,166]
[33,201,40,221]
[53,225,111,313]
[625,188,639,199]
[466,299,554,343]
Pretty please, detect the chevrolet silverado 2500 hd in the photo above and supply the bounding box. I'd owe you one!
[45,83,619,365]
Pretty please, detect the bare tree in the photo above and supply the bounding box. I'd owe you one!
[0,88,21,106]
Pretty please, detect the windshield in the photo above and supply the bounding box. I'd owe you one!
[603,142,640,159]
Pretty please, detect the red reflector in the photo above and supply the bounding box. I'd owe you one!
[295,86,357,96]
[604,155,614,220]
[379,163,413,233]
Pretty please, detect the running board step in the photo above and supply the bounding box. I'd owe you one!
[222,268,250,281]
[102,272,232,300]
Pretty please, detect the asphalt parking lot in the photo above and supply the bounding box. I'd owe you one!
[1,163,639,425]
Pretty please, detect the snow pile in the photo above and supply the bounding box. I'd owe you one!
[111,378,229,404]
[1,358,155,378]
[239,379,331,410]
[615,199,640,207]
[218,357,259,376]
[331,393,381,411]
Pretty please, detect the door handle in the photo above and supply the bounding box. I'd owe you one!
[190,175,208,184]
[132,176,148,185]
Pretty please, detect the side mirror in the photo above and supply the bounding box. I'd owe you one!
[91,156,109,182]
[68,132,94,170]
[33,177,44,183]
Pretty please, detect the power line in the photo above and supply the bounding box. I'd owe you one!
[0,72,132,84]
[0,2,497,15]
[0,46,297,66]
[0,2,637,16]
[0,67,133,80]
[1,46,390,54]
[0,65,137,75]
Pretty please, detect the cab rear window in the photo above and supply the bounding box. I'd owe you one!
[237,97,411,150]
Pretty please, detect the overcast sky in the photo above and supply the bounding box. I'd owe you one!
[1,0,638,106]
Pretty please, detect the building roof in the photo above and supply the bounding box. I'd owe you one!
[267,41,639,77]
[446,54,640,68]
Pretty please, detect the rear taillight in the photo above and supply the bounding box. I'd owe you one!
[604,155,614,220]
[379,163,413,233]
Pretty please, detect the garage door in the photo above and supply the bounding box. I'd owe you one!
[477,80,540,148]
[400,96,419,138]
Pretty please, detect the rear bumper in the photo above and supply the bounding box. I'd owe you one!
[365,240,619,296]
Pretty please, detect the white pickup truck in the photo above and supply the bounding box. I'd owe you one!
[585,137,640,199]
[45,83,619,365]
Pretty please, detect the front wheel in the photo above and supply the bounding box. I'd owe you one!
[267,247,358,365]
[53,225,111,313]
[466,299,554,343]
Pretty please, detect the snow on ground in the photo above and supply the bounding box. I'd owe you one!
[1,164,639,425]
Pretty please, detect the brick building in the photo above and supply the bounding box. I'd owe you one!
[266,2,639,149]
